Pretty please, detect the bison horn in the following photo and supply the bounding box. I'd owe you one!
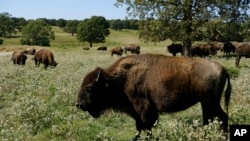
[96,70,101,82]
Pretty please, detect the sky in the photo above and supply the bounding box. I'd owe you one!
[1,0,129,20]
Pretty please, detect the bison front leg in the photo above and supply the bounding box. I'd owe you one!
[235,55,241,67]
[132,101,158,140]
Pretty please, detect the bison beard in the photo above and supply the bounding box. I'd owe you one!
[76,54,231,140]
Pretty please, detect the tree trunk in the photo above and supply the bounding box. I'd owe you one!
[182,0,193,57]
[89,42,93,47]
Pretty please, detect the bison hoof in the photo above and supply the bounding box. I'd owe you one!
[132,135,140,141]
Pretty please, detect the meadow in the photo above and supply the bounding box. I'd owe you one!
[0,28,250,141]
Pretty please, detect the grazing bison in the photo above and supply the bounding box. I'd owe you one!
[97,46,107,51]
[76,54,231,140]
[82,47,90,50]
[236,43,250,67]
[167,43,183,56]
[23,48,36,55]
[111,47,123,56]
[33,49,57,69]
[11,51,27,65]
[124,44,140,54]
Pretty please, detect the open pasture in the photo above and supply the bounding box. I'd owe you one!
[0,29,250,140]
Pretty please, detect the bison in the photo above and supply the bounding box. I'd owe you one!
[97,46,107,51]
[33,49,57,69]
[23,48,36,55]
[76,54,231,140]
[223,41,235,56]
[124,44,140,54]
[82,47,90,50]
[235,43,250,67]
[167,43,183,56]
[11,51,27,65]
[191,43,217,58]
[111,47,123,56]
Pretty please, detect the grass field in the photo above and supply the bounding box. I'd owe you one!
[0,28,250,141]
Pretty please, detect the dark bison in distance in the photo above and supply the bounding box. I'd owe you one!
[11,51,27,65]
[111,47,123,56]
[223,41,236,56]
[236,43,250,67]
[124,44,140,54]
[97,46,107,51]
[76,54,231,140]
[167,43,183,56]
[191,43,217,57]
[33,49,57,69]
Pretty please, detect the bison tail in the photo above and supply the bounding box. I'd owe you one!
[224,72,232,114]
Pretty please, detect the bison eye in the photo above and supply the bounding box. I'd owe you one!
[85,86,92,94]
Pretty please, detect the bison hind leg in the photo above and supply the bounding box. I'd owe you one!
[201,103,228,132]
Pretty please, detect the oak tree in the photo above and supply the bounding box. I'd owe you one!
[77,16,110,47]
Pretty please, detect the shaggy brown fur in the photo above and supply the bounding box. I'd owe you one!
[76,54,231,140]
[33,49,57,69]
[11,51,27,65]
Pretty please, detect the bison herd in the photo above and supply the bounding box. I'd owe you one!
[11,48,57,69]
[167,41,250,67]
[7,41,249,140]
[85,44,141,56]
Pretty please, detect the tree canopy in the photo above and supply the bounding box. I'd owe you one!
[21,20,55,46]
[77,16,110,47]
[64,20,79,36]
[116,0,250,56]
[0,12,20,37]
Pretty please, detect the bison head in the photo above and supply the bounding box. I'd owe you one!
[76,67,109,118]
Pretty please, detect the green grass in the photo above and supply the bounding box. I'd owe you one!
[0,28,250,141]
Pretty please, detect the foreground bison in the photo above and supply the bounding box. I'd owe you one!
[76,54,231,140]
[11,51,27,65]
[236,43,250,67]
[33,49,57,69]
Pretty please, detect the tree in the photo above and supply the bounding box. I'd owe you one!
[57,18,67,28]
[64,20,79,36]
[21,20,55,46]
[116,0,250,56]
[0,12,16,37]
[77,16,110,47]
[110,19,123,30]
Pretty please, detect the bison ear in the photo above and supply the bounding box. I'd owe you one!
[95,69,101,82]
[95,68,109,88]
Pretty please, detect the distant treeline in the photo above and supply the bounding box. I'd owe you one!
[25,18,139,30]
